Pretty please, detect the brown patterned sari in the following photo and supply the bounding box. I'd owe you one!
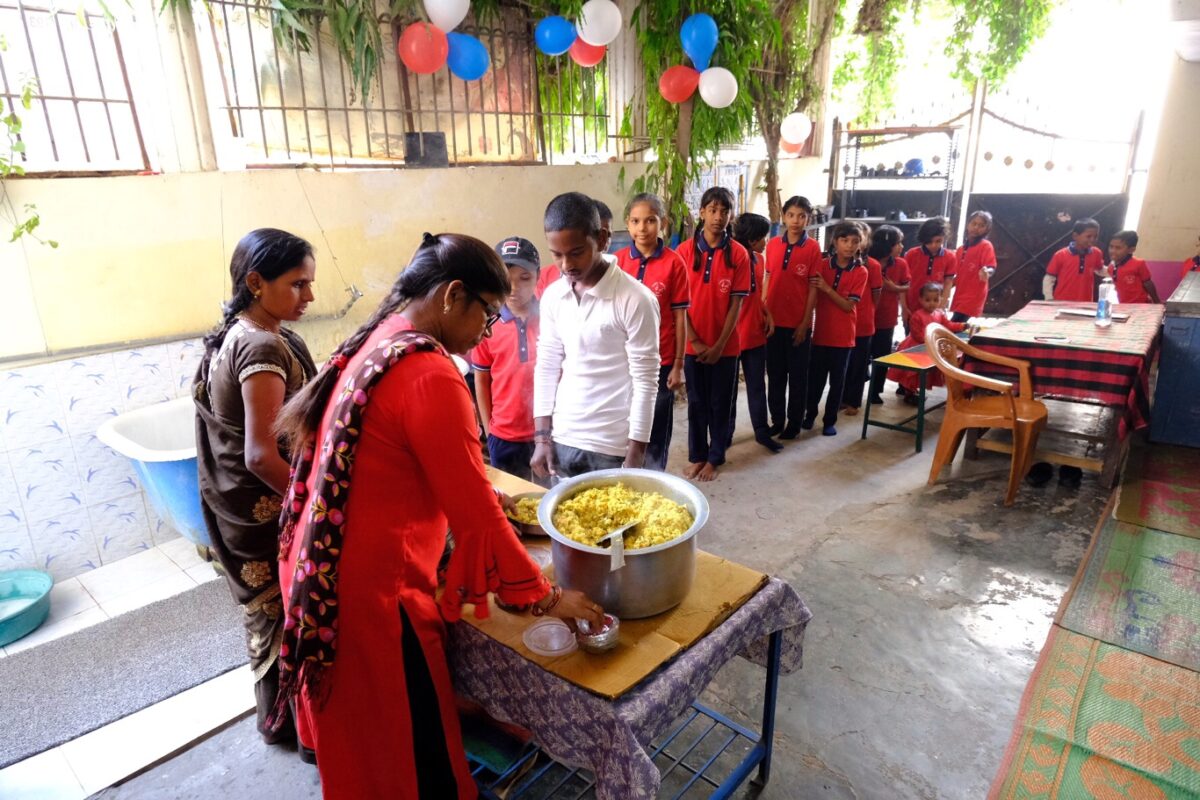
[193,321,316,739]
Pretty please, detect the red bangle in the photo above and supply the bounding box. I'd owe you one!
[531,585,562,617]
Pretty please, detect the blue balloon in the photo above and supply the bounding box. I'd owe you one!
[446,32,490,80]
[680,13,719,71]
[536,15,577,56]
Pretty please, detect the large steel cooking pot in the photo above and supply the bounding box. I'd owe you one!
[537,469,709,619]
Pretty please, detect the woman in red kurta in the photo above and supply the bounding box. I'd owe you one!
[273,233,602,799]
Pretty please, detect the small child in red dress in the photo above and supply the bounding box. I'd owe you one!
[889,282,966,405]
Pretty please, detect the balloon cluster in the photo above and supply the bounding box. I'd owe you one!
[534,0,621,67]
[779,112,813,155]
[658,14,736,109]
[397,0,490,80]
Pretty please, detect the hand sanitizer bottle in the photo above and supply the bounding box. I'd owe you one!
[1095,277,1115,328]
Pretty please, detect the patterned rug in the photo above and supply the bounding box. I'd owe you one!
[1115,444,1200,539]
[989,626,1200,800]
[1057,517,1200,673]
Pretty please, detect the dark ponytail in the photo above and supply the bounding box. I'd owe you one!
[197,228,314,391]
[275,232,509,451]
[692,186,736,272]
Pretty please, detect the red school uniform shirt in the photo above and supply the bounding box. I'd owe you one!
[951,238,997,318]
[469,305,539,442]
[1181,256,1200,280]
[736,251,769,352]
[854,256,884,339]
[764,233,823,329]
[676,234,751,358]
[535,264,561,299]
[617,240,689,366]
[1046,243,1103,302]
[811,257,868,349]
[889,309,965,394]
[1112,256,1154,304]
[904,246,958,312]
[875,256,911,331]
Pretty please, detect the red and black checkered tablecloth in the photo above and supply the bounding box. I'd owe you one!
[966,301,1164,434]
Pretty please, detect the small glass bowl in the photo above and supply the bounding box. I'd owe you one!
[575,613,620,654]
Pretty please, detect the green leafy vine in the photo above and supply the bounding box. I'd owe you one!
[0,35,57,248]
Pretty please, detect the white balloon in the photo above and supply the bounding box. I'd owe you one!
[698,67,738,109]
[576,0,623,47]
[424,0,469,32]
[780,112,813,145]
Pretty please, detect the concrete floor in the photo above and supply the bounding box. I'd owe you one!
[99,388,1109,799]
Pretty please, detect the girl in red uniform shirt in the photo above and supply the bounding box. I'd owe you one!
[1043,218,1104,302]
[950,211,997,322]
[677,187,751,482]
[890,282,966,403]
[728,212,782,452]
[618,193,690,470]
[903,216,957,328]
[272,233,603,799]
[1104,230,1161,304]
[841,220,883,416]
[804,222,868,436]
[763,195,823,438]
[866,225,910,404]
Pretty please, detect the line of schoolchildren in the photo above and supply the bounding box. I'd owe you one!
[472,191,1179,484]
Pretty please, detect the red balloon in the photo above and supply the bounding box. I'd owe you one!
[781,138,803,154]
[658,65,700,104]
[569,38,606,67]
[398,22,449,74]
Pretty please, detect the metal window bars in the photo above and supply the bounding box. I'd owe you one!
[0,0,149,173]
[198,2,616,168]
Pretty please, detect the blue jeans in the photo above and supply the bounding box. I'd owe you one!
[552,442,624,478]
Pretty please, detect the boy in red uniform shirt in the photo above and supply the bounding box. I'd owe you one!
[950,210,997,322]
[728,213,782,453]
[471,237,542,481]
[763,195,823,438]
[618,193,690,471]
[1180,234,1200,279]
[1105,230,1160,304]
[903,216,957,328]
[1043,218,1104,302]
[804,222,868,436]
[677,187,750,482]
[841,220,883,416]
[866,225,910,404]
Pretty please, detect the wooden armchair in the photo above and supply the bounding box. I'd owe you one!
[924,324,1049,506]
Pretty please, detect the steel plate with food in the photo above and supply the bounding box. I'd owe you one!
[505,492,546,536]
[538,469,709,619]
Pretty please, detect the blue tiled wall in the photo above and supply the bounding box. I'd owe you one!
[0,339,204,581]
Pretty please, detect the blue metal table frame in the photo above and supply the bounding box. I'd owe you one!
[471,630,783,799]
[860,344,946,453]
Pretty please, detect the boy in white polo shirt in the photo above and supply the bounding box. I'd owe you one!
[532,192,661,478]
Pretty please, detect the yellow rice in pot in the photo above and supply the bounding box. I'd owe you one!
[551,483,693,550]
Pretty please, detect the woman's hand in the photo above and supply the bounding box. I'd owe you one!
[545,588,605,631]
[530,441,556,479]
[494,488,517,517]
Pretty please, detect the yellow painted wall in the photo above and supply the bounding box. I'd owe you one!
[1139,56,1200,260]
[0,156,828,363]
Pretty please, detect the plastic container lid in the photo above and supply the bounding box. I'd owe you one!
[522,618,577,657]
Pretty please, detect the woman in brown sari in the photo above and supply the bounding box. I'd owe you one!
[194,228,317,743]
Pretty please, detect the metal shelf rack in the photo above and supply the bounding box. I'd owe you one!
[831,124,961,223]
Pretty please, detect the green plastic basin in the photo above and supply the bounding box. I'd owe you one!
[0,569,53,647]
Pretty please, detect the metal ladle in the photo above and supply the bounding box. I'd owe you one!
[596,521,637,571]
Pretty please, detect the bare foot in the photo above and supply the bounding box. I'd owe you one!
[684,462,704,479]
[843,406,859,416]
[697,462,718,482]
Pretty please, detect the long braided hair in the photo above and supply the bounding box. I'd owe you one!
[197,228,314,390]
[275,232,509,451]
[691,186,735,274]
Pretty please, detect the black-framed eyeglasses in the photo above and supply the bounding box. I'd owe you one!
[465,289,502,330]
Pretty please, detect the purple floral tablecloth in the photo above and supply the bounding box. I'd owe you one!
[447,577,812,800]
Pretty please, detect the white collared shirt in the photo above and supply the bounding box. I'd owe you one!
[534,259,661,457]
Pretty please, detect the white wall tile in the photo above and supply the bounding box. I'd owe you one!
[11,438,85,524]
[167,338,204,396]
[114,346,177,412]
[74,433,141,507]
[0,521,37,569]
[0,365,68,449]
[89,492,154,564]
[28,508,100,581]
